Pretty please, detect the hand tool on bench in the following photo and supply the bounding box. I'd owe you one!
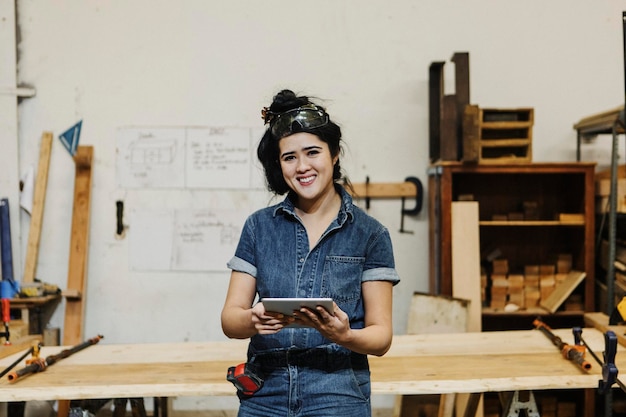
[533,318,591,371]
[8,334,103,382]
[0,342,40,378]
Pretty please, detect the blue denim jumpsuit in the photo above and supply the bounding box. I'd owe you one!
[227,185,400,417]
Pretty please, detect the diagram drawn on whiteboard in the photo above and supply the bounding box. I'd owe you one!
[116,126,264,189]
[117,127,185,188]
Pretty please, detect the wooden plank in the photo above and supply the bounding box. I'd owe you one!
[63,146,94,346]
[584,312,626,347]
[440,95,459,161]
[59,146,94,417]
[539,270,586,313]
[22,132,53,284]
[429,62,445,162]
[451,202,483,417]
[451,202,482,332]
[462,104,480,163]
[350,181,417,199]
[452,52,470,148]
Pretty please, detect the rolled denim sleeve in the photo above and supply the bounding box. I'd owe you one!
[362,226,400,285]
[227,216,257,277]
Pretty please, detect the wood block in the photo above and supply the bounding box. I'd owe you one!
[525,275,539,287]
[558,213,585,222]
[508,274,525,290]
[525,288,541,307]
[541,286,555,300]
[525,265,539,275]
[556,259,572,274]
[539,265,555,275]
[508,292,525,308]
[457,193,475,201]
[491,286,508,296]
[540,276,556,287]
[491,275,508,288]
[492,259,509,274]
[555,273,568,284]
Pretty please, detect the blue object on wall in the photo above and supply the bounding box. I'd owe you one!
[0,198,14,282]
[59,120,82,156]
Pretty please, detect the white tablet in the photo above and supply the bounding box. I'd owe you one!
[262,297,333,317]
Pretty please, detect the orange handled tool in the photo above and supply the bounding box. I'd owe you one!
[1,298,9,323]
[1,298,10,345]
[533,318,591,371]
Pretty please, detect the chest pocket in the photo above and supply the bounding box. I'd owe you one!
[321,256,365,303]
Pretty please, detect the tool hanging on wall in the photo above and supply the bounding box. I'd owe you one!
[350,176,423,233]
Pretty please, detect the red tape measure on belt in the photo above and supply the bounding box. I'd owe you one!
[227,363,264,396]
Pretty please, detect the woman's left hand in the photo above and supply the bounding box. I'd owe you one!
[293,302,351,343]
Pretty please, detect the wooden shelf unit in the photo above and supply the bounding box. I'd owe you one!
[428,162,596,328]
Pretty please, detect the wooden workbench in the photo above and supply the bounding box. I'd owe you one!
[0,325,619,403]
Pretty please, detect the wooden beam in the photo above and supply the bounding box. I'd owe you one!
[22,132,53,283]
[350,181,417,199]
[63,146,94,346]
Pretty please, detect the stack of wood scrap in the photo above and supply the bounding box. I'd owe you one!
[539,264,556,301]
[487,254,583,311]
[524,265,541,307]
[489,259,509,309]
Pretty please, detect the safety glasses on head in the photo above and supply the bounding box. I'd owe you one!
[266,104,329,139]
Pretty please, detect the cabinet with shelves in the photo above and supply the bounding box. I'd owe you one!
[428,162,595,329]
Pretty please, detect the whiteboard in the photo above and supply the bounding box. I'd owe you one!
[117,126,266,189]
[129,207,249,272]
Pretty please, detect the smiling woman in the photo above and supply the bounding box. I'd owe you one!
[221,89,400,417]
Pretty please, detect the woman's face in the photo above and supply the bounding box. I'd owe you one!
[278,132,338,204]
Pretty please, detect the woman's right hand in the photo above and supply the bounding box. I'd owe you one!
[252,302,293,334]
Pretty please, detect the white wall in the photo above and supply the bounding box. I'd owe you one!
[8,0,626,410]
